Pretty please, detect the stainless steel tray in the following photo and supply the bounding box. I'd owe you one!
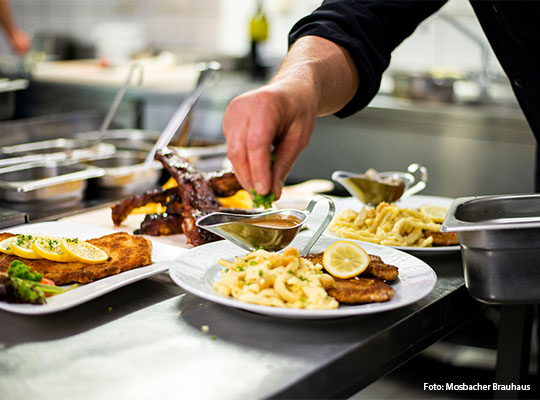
[83,150,162,195]
[442,193,540,304]
[0,160,105,203]
[74,129,161,152]
[0,139,116,167]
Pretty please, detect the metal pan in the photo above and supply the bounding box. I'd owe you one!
[442,193,540,304]
[0,159,105,203]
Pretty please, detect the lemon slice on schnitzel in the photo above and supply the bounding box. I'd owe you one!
[61,238,109,264]
[322,241,370,279]
[11,234,44,259]
[0,236,14,255]
[33,236,75,262]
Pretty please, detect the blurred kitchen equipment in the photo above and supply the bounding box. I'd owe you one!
[196,196,335,255]
[392,71,457,102]
[442,193,540,304]
[0,159,105,205]
[332,163,428,205]
[0,77,28,120]
[83,150,161,196]
[144,61,222,165]
[0,138,116,168]
[96,62,144,144]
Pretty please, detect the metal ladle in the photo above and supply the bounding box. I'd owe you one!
[196,196,335,255]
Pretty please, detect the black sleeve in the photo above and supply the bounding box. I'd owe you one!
[288,0,447,117]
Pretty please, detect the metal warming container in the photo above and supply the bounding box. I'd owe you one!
[0,138,116,167]
[83,150,162,195]
[0,160,105,204]
[441,193,540,304]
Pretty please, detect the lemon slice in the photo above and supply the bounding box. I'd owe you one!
[322,240,370,279]
[11,234,43,259]
[0,236,14,255]
[420,205,448,223]
[32,236,75,262]
[60,238,108,264]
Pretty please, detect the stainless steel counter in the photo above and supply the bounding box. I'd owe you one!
[0,253,482,399]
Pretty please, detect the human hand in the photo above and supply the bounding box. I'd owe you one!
[222,79,318,199]
[9,28,31,55]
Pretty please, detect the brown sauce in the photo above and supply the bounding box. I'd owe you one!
[241,214,302,229]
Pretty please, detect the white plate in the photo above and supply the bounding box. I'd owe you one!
[306,195,460,255]
[169,234,437,319]
[0,221,186,315]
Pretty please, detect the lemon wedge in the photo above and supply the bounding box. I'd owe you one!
[420,205,448,223]
[32,236,75,262]
[322,240,370,279]
[11,234,43,259]
[60,238,108,264]
[0,236,14,255]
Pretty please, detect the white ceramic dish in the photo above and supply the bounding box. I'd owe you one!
[305,195,460,255]
[169,234,437,319]
[0,221,186,315]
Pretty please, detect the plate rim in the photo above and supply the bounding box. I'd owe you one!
[168,235,437,319]
[0,221,185,315]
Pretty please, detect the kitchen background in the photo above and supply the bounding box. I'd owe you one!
[0,0,535,199]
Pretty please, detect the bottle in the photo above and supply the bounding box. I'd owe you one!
[248,0,268,78]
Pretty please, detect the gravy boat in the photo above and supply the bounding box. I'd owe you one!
[196,196,335,255]
[332,163,428,206]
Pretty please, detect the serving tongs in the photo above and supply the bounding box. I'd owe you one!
[196,196,335,255]
[332,163,428,206]
[143,61,222,165]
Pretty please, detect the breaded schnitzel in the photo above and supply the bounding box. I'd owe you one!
[327,278,394,304]
[0,232,153,285]
[304,252,399,282]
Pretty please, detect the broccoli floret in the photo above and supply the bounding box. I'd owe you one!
[7,260,42,282]
[250,189,276,209]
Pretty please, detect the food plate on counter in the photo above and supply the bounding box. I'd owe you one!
[169,233,437,319]
[0,221,186,315]
[305,195,460,255]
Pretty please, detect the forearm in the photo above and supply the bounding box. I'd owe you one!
[271,35,359,117]
[0,0,16,36]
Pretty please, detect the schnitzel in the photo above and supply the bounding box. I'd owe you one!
[0,232,153,285]
[303,250,398,304]
[303,252,399,282]
[327,277,394,304]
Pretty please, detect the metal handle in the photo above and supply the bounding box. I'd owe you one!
[144,61,221,165]
[97,63,144,142]
[300,196,335,256]
[402,163,428,199]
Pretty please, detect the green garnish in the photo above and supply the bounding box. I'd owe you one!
[288,270,294,275]
[258,270,263,277]
[249,260,257,266]
[224,268,230,273]
[237,266,245,272]
[210,335,217,340]
[299,276,309,282]
[250,189,276,209]
[7,260,42,282]
[65,237,79,243]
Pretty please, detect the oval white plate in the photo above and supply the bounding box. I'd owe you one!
[0,221,186,315]
[305,195,460,255]
[169,234,437,319]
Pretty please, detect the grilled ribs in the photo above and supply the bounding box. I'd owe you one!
[111,148,243,246]
[154,148,222,246]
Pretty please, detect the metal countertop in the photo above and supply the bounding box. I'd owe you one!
[0,252,481,400]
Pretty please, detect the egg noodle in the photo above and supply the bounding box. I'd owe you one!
[214,247,338,309]
[329,202,442,247]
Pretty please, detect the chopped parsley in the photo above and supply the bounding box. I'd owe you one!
[250,189,275,209]
[249,260,257,266]
[258,270,263,277]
